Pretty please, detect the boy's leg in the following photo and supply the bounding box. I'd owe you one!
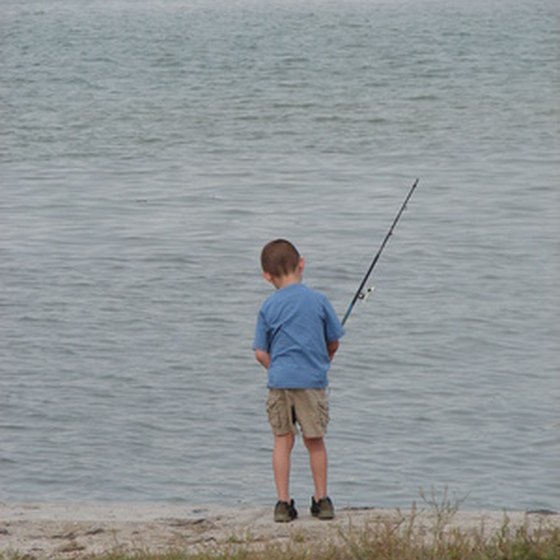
[303,436,328,500]
[305,436,335,519]
[273,432,295,502]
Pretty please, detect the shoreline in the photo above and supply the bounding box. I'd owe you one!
[1,503,558,558]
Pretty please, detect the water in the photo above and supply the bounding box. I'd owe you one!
[1,0,558,511]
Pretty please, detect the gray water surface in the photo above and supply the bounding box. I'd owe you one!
[1,0,559,510]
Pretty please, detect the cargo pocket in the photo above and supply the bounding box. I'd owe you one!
[315,391,330,432]
[266,390,288,434]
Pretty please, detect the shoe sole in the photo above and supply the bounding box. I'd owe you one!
[275,512,298,522]
[274,510,298,522]
[311,509,335,520]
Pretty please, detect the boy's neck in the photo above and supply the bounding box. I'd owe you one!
[271,272,302,290]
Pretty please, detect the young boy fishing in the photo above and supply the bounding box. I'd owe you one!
[253,239,344,522]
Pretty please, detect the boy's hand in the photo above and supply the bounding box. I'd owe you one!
[327,340,340,361]
[255,349,271,369]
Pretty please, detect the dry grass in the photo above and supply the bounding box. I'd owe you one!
[4,514,558,560]
[77,521,560,560]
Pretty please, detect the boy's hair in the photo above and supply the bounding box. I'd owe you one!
[261,239,301,278]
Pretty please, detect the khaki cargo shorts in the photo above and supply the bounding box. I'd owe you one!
[266,389,329,438]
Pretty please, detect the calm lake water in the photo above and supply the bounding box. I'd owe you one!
[1,0,559,511]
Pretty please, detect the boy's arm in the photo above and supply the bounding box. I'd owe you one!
[327,340,340,361]
[255,349,271,369]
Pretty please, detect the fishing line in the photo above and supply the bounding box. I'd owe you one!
[341,178,420,326]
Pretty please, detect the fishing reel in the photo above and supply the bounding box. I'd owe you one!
[358,286,375,301]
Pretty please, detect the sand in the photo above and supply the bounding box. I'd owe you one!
[1,502,558,558]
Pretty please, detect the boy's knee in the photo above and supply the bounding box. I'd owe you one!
[275,432,295,447]
[303,435,325,449]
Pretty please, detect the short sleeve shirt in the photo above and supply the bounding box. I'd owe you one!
[253,283,344,389]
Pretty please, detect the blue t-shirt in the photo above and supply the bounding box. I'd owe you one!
[253,283,344,389]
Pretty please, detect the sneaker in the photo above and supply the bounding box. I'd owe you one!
[274,499,298,523]
[310,496,335,520]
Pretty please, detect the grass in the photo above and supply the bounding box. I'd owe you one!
[4,519,558,560]
[50,523,560,560]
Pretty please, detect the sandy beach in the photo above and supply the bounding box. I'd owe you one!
[1,502,558,558]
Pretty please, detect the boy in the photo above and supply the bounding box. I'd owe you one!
[253,239,344,522]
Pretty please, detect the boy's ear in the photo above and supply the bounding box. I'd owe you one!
[298,257,305,273]
[262,271,274,284]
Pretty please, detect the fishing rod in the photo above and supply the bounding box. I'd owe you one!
[341,178,420,326]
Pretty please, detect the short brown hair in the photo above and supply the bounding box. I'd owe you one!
[260,239,301,277]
